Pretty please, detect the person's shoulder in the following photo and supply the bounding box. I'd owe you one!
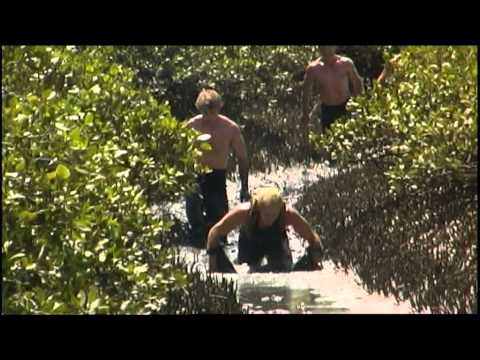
[219,115,241,130]
[186,114,202,126]
[285,204,299,215]
[218,114,236,124]
[338,55,354,66]
[306,58,323,71]
[230,202,251,220]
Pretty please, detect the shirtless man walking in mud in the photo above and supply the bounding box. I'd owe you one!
[302,46,364,134]
[185,89,250,248]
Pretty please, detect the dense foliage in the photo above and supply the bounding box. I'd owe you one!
[4,45,475,314]
[300,46,477,313]
[2,45,243,314]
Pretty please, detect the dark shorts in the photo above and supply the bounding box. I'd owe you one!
[238,227,293,273]
[321,100,348,130]
[238,227,323,273]
[185,169,229,248]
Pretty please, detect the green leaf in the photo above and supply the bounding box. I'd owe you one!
[89,299,101,313]
[77,290,87,308]
[27,94,39,104]
[70,127,88,150]
[199,143,212,152]
[8,192,26,200]
[197,133,212,142]
[52,302,65,313]
[120,300,130,312]
[26,263,37,271]
[74,166,91,176]
[74,219,92,232]
[114,149,128,158]
[15,158,26,172]
[70,127,82,142]
[84,112,94,126]
[134,264,148,275]
[47,90,56,101]
[9,253,26,262]
[56,164,71,180]
[18,210,38,223]
[55,122,71,131]
[90,84,101,94]
[99,251,107,263]
[47,170,57,180]
[88,287,98,305]
[37,244,46,260]
[115,169,130,178]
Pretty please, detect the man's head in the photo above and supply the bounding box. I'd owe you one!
[195,89,224,115]
[319,46,337,58]
[252,187,284,227]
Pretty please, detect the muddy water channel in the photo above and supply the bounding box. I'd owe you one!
[162,163,427,314]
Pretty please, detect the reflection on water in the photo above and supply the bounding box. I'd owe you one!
[238,283,349,314]
[220,271,350,314]
[178,242,416,314]
[176,245,350,314]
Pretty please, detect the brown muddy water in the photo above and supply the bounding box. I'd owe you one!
[162,163,428,314]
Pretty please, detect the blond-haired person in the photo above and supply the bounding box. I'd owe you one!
[207,187,324,273]
[185,89,250,248]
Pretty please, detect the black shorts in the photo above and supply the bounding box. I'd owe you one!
[185,169,229,248]
[321,100,348,129]
[238,227,292,272]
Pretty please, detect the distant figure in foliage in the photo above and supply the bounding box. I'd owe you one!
[185,89,250,248]
[376,53,401,84]
[302,46,364,134]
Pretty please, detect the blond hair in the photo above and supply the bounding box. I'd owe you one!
[252,187,283,213]
[195,89,223,115]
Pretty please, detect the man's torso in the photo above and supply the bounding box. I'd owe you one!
[310,55,351,106]
[189,114,237,169]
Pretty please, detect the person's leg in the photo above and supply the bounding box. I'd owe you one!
[203,172,229,245]
[185,185,207,248]
[321,101,348,129]
[320,105,338,131]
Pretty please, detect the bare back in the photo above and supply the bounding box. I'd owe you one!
[187,114,243,170]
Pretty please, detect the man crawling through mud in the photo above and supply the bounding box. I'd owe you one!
[207,186,325,273]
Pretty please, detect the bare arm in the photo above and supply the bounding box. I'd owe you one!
[231,126,249,200]
[285,207,322,247]
[302,65,315,121]
[377,54,401,84]
[285,207,324,268]
[347,59,364,97]
[207,205,249,271]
